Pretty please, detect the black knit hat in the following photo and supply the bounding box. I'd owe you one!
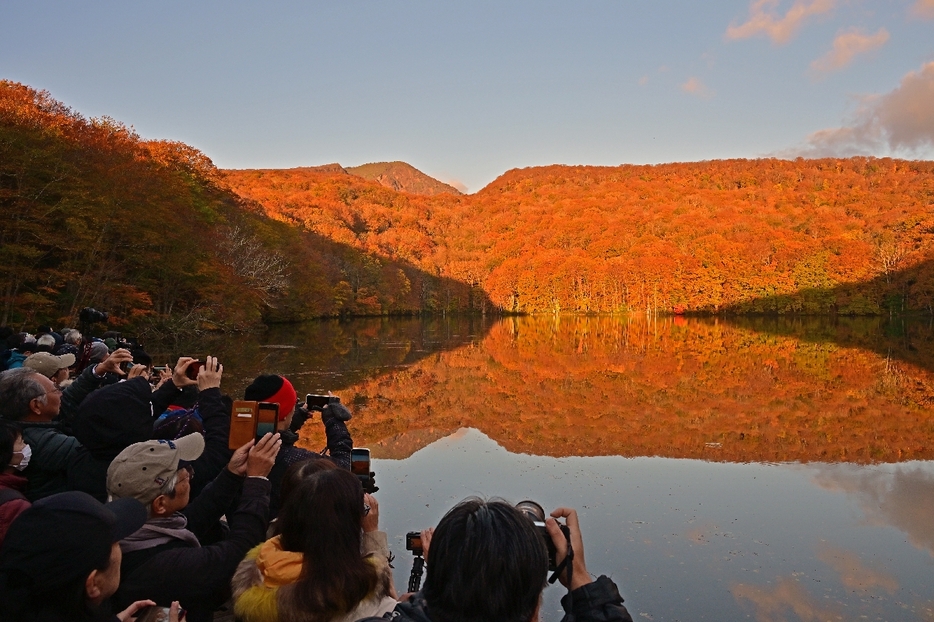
[73,377,155,461]
[0,491,146,587]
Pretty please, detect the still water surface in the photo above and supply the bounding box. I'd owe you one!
[150,315,934,621]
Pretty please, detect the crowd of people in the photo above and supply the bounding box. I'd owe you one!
[0,324,633,622]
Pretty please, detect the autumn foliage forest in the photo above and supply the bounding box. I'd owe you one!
[4,80,934,331]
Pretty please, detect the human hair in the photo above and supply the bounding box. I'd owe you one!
[36,334,56,352]
[64,329,83,346]
[0,368,47,421]
[279,457,339,510]
[276,469,377,622]
[158,470,180,499]
[0,545,116,622]
[0,420,21,468]
[422,498,549,622]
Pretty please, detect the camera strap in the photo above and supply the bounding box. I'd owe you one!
[548,528,575,622]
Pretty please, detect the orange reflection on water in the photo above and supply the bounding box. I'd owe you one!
[299,316,934,463]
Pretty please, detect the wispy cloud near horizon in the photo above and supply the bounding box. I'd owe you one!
[911,0,934,19]
[809,28,889,76]
[681,77,714,99]
[726,0,835,45]
[784,61,934,157]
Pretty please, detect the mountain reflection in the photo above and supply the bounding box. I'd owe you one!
[297,315,934,463]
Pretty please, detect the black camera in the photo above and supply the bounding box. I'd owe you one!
[515,500,569,572]
[79,307,109,324]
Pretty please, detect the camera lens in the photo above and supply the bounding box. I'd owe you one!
[515,500,546,522]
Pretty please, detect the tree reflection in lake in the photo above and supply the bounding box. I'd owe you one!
[295,315,934,463]
[152,315,934,620]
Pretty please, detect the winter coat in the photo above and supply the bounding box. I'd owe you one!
[0,472,30,546]
[112,470,271,622]
[20,423,81,501]
[68,376,157,502]
[231,535,396,622]
[358,575,634,622]
[267,406,353,518]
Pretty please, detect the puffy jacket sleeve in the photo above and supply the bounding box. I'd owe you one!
[560,576,634,622]
[57,365,104,433]
[189,388,232,499]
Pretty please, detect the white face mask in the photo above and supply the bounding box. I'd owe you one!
[12,444,31,471]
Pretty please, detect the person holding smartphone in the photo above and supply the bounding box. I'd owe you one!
[243,375,353,517]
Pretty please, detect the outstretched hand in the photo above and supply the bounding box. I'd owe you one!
[197,356,222,391]
[95,348,133,377]
[172,357,199,388]
[546,507,593,591]
[247,433,281,478]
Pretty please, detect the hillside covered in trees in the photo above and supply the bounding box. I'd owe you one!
[4,80,934,331]
[227,158,934,317]
[0,81,474,331]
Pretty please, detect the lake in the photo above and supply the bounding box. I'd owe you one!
[148,315,934,621]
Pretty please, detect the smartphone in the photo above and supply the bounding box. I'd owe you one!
[405,531,423,553]
[351,447,371,476]
[185,361,203,380]
[229,401,258,450]
[306,394,340,409]
[256,402,279,439]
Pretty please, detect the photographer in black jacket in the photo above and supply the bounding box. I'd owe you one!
[361,498,632,622]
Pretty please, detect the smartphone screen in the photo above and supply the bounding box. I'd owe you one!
[256,402,279,439]
[351,447,370,476]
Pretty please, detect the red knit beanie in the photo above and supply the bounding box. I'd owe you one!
[244,374,297,421]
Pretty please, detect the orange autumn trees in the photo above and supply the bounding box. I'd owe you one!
[5,78,934,330]
[228,159,934,318]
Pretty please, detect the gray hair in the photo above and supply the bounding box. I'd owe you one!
[159,471,180,499]
[36,334,56,349]
[0,368,47,421]
[64,329,83,345]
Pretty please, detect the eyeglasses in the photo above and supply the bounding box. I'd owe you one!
[177,464,195,483]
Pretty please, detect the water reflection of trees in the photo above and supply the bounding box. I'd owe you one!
[303,316,934,463]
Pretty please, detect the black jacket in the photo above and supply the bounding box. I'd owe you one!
[112,470,271,622]
[266,404,353,517]
[359,576,633,622]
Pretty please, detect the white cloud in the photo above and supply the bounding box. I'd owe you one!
[809,28,889,75]
[681,77,714,99]
[790,61,934,157]
[726,0,835,45]
[911,0,934,19]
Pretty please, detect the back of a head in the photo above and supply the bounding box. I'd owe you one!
[278,457,339,512]
[277,469,376,619]
[422,499,549,622]
[0,491,146,622]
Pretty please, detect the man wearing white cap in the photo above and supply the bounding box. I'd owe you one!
[23,351,75,385]
[107,432,281,622]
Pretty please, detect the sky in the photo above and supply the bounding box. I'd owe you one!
[2,1,933,192]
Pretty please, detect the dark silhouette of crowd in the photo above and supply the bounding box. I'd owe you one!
[0,323,632,622]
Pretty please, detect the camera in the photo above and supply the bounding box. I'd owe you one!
[515,500,569,572]
[79,307,109,324]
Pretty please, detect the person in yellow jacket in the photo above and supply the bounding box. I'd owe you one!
[232,469,395,622]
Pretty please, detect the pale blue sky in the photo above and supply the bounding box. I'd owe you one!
[3,1,933,191]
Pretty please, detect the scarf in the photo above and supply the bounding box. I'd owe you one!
[120,512,201,553]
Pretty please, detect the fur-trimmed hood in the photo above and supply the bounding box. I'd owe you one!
[232,537,397,622]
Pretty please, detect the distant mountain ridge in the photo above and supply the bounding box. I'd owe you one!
[259,161,462,196]
[345,161,462,196]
